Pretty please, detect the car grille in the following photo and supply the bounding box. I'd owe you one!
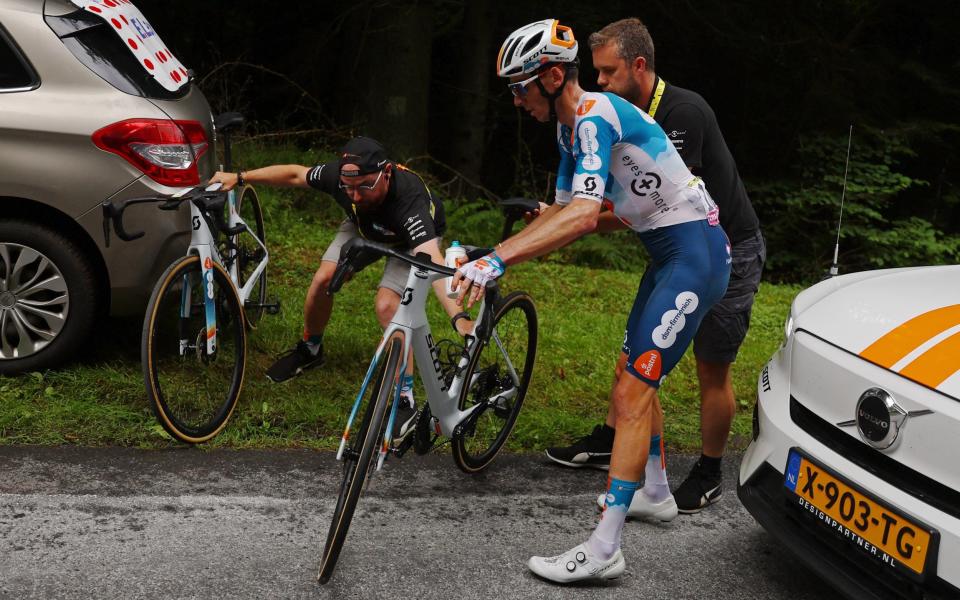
[790,396,960,521]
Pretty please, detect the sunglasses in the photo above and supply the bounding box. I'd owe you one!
[338,169,384,194]
[508,73,540,98]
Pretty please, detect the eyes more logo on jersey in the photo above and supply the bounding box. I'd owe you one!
[576,99,596,116]
[577,121,602,171]
[653,291,700,349]
[634,350,662,380]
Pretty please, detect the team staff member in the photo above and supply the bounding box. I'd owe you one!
[453,19,730,583]
[211,137,469,439]
[546,18,766,515]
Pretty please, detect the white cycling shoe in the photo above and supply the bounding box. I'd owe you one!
[596,489,678,522]
[528,543,626,583]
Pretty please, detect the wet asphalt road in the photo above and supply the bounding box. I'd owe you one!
[0,446,837,599]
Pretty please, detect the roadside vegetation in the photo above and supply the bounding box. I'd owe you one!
[0,143,800,452]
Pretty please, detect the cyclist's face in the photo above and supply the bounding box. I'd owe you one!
[509,71,552,123]
[340,165,390,205]
[592,43,644,105]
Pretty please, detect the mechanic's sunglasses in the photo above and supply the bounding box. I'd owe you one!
[508,73,540,98]
[338,169,384,193]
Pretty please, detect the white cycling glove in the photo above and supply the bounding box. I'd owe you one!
[457,252,506,289]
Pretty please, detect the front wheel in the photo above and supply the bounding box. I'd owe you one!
[142,255,247,444]
[452,292,537,473]
[318,336,403,584]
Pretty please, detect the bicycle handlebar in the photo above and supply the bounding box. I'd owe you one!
[101,185,244,247]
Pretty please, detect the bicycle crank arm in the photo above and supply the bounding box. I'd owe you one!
[245,299,281,315]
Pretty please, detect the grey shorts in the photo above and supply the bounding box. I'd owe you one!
[321,219,411,295]
[693,229,766,364]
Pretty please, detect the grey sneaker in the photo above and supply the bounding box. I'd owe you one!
[265,341,323,383]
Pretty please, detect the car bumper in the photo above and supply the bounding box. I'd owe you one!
[739,347,960,600]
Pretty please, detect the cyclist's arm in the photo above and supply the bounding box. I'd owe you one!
[412,237,474,335]
[209,165,311,191]
[496,197,600,265]
[518,202,564,236]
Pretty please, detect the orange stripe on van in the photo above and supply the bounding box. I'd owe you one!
[899,331,960,389]
[859,304,960,368]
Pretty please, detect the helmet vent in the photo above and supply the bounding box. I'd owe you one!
[521,31,544,56]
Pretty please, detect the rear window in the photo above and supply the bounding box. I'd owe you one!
[0,25,39,91]
[44,8,189,100]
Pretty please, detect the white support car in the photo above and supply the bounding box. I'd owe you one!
[739,265,960,599]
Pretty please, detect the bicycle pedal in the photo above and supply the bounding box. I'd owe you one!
[265,299,281,315]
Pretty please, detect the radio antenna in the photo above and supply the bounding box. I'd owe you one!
[829,125,853,277]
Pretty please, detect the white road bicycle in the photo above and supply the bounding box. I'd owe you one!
[102,113,277,444]
[317,237,538,584]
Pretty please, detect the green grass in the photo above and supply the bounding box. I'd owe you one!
[0,142,802,452]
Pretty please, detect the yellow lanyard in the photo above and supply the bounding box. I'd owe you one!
[648,77,666,118]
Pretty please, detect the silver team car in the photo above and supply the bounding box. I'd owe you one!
[739,264,960,599]
[0,0,215,374]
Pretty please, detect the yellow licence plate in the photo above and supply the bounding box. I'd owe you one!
[784,449,937,577]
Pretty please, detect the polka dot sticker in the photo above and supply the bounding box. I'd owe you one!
[128,38,138,50]
[144,58,154,70]
[111,18,122,29]
[171,71,182,83]
[103,0,117,7]
[88,5,101,13]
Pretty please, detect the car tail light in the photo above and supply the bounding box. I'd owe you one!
[92,119,209,186]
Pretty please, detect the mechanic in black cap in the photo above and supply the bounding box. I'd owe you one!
[211,136,469,437]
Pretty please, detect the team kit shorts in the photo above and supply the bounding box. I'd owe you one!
[621,219,732,387]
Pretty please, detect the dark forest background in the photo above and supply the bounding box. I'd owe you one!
[142,0,959,281]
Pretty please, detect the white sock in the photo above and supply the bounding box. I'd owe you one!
[643,435,671,503]
[585,478,638,560]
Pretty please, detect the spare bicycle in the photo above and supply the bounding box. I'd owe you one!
[102,113,278,444]
[317,238,538,583]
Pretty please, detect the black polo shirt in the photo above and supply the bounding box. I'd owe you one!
[305,163,445,248]
[648,77,760,244]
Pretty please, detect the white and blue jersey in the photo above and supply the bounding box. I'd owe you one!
[555,92,730,387]
[555,92,719,232]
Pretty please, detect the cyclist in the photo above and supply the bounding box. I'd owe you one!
[452,19,730,583]
[211,136,470,440]
[545,18,765,515]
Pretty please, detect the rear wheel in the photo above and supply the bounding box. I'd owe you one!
[452,292,537,473]
[142,255,246,444]
[0,221,99,374]
[233,185,267,328]
[318,336,403,584]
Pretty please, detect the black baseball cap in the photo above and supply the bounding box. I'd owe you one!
[338,136,390,176]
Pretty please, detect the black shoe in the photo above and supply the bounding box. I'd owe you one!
[673,460,723,514]
[544,424,614,470]
[265,341,323,383]
[392,400,418,445]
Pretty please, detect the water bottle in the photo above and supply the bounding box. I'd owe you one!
[444,241,468,298]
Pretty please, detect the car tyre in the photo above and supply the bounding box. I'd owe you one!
[0,220,99,375]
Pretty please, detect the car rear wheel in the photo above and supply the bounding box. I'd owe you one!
[0,220,99,375]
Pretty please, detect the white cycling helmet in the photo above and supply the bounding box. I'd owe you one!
[496,19,578,78]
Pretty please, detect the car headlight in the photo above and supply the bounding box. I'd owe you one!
[782,312,795,347]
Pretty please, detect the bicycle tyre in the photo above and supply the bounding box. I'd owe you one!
[142,255,247,444]
[318,336,403,584]
[452,291,537,473]
[235,185,267,328]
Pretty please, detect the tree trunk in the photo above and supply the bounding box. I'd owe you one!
[446,0,497,187]
[361,1,434,161]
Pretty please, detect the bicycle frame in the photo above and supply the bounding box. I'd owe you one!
[175,186,269,356]
[336,261,522,470]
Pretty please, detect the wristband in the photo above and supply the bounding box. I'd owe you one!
[236,171,245,186]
